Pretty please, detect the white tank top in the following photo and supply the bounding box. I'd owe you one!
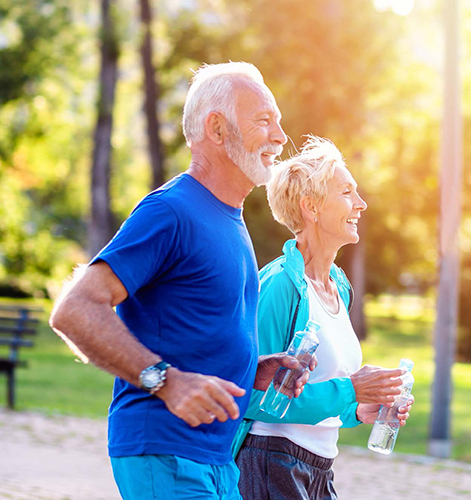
[250,276,362,458]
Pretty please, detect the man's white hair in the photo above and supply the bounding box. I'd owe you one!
[182,62,265,147]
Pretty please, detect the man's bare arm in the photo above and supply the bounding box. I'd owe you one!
[50,261,159,384]
[50,261,245,426]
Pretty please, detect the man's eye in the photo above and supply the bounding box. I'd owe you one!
[259,119,269,125]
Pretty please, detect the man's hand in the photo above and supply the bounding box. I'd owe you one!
[254,353,317,397]
[350,365,405,404]
[356,395,415,426]
[156,367,246,427]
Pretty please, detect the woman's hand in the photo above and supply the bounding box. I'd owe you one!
[356,395,415,425]
[350,365,405,404]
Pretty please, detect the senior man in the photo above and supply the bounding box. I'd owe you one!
[50,62,301,499]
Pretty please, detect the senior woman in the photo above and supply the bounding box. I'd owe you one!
[234,136,414,500]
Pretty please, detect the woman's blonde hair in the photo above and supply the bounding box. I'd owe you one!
[267,135,345,234]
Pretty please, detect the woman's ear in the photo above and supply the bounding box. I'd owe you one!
[204,112,225,145]
[300,196,319,223]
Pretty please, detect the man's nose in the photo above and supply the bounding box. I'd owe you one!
[271,122,287,146]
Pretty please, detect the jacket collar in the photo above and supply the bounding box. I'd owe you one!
[281,239,352,312]
[281,239,308,295]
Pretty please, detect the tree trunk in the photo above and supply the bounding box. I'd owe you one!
[348,236,367,341]
[429,0,462,459]
[139,0,165,189]
[89,0,119,257]
[341,224,367,341]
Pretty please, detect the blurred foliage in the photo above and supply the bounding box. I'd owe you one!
[0,0,88,297]
[458,252,471,362]
[458,5,471,361]
[0,0,74,159]
[233,0,441,290]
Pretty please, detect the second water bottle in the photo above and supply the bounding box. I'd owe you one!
[367,358,414,455]
[260,319,320,419]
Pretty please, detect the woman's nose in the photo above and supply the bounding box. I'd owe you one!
[356,194,367,211]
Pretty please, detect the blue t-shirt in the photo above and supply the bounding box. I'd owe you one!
[92,173,259,465]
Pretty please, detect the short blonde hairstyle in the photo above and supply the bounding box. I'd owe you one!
[267,136,345,234]
[182,62,265,146]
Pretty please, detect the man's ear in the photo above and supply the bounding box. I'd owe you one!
[300,196,319,223]
[204,112,225,145]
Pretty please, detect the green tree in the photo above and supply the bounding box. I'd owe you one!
[0,0,86,297]
[457,4,471,362]
[0,0,72,160]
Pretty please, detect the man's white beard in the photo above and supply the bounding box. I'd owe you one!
[224,124,273,187]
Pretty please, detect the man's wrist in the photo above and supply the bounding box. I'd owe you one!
[153,366,178,401]
[139,361,172,394]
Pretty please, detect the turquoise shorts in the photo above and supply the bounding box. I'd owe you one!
[111,454,242,500]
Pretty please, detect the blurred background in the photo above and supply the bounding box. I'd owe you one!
[1,0,471,462]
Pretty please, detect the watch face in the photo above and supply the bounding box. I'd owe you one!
[141,368,162,389]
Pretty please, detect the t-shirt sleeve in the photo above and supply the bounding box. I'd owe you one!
[90,197,180,297]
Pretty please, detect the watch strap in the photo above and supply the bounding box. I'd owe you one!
[153,361,171,373]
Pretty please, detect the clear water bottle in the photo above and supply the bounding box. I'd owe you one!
[260,319,320,419]
[367,358,414,455]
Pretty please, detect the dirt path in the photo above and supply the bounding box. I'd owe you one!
[0,409,119,500]
[334,445,471,499]
[1,409,470,500]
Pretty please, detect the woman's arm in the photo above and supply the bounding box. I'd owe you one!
[243,269,357,425]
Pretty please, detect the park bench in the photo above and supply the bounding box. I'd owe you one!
[0,305,41,409]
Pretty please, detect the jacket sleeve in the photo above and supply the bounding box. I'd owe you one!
[244,269,358,425]
[339,402,361,428]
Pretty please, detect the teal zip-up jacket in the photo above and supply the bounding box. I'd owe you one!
[232,239,361,457]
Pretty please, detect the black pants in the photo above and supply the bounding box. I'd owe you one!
[236,434,338,500]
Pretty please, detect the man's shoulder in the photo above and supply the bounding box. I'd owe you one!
[146,174,189,202]
[131,174,192,216]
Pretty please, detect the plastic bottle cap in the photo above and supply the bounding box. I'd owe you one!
[305,319,321,333]
[399,358,414,371]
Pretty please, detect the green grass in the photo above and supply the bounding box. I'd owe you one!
[1,295,471,462]
[339,295,471,462]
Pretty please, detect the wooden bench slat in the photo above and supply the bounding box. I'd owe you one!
[0,305,43,312]
[0,359,28,368]
[0,317,40,324]
[0,327,37,335]
[0,325,37,332]
[0,338,34,348]
[0,321,40,327]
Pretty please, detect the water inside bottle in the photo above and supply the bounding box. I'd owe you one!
[367,421,400,455]
[273,351,312,396]
[367,358,415,455]
[260,349,313,418]
[260,381,290,418]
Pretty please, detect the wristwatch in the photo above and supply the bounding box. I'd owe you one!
[139,361,171,395]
